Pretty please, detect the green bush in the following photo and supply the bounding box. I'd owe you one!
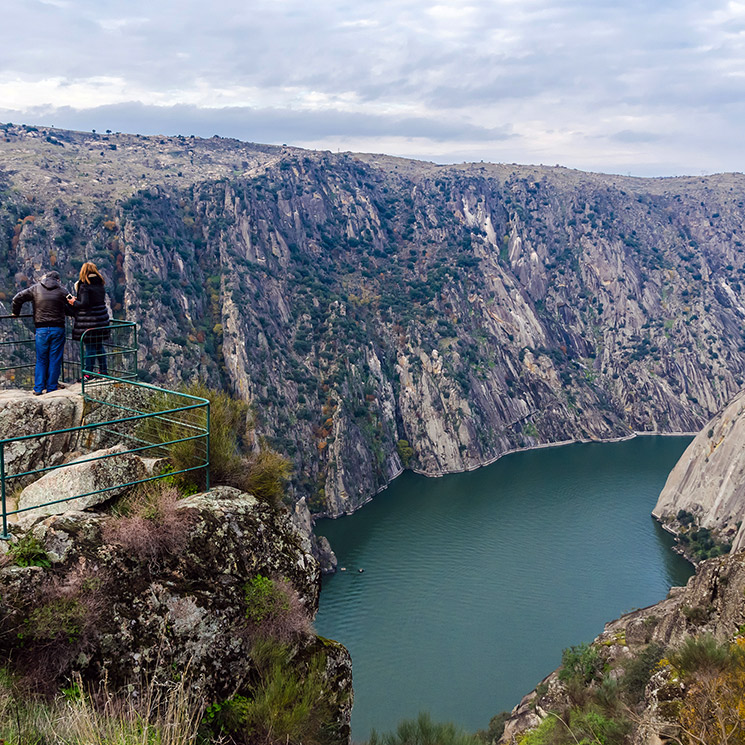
[203,641,333,745]
[158,383,291,507]
[396,439,414,467]
[621,642,666,703]
[669,633,741,677]
[369,712,482,745]
[243,575,311,642]
[516,717,557,745]
[558,643,601,686]
[566,708,630,745]
[6,533,51,568]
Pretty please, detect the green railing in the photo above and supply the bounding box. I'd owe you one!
[0,314,138,388]
[0,318,209,539]
[0,313,35,389]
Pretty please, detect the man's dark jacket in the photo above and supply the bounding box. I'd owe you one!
[11,273,72,328]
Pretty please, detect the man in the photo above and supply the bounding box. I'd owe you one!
[11,270,72,395]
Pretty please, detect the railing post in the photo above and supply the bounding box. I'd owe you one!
[1,443,9,540]
[205,401,211,492]
[133,323,139,379]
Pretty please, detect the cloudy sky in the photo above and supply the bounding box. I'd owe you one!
[2,0,745,176]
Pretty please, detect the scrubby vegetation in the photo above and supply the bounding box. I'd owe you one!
[369,712,481,745]
[512,633,745,745]
[162,382,292,507]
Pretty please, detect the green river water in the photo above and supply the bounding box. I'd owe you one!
[314,436,695,740]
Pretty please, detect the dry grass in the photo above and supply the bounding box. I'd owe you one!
[0,669,205,745]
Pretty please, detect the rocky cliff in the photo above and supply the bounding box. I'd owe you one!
[0,485,353,743]
[4,123,745,515]
[653,388,745,558]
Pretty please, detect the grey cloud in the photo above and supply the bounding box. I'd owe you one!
[0,102,513,144]
[610,130,664,144]
[3,0,745,176]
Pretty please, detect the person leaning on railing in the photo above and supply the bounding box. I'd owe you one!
[11,269,74,395]
[68,262,111,378]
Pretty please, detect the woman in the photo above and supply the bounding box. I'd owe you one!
[68,262,110,377]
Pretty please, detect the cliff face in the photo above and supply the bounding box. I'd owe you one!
[4,124,745,515]
[653,389,745,553]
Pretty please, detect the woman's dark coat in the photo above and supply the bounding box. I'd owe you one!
[71,276,110,341]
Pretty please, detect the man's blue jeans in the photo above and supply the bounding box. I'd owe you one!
[34,326,65,393]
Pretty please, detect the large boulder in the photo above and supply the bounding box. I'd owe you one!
[653,388,745,543]
[17,443,147,518]
[0,387,84,489]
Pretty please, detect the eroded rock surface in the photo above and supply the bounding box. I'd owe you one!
[653,388,745,545]
[4,127,745,515]
[0,387,84,488]
[17,443,147,518]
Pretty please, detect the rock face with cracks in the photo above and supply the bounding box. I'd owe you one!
[653,387,745,551]
[0,486,353,744]
[5,126,745,516]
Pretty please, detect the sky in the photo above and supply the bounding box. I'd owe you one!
[2,0,745,177]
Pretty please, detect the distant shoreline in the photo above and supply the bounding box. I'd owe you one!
[323,429,697,519]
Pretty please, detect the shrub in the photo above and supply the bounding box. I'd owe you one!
[9,565,107,686]
[476,711,509,743]
[103,483,193,566]
[242,449,293,508]
[669,634,739,677]
[5,533,51,568]
[370,712,482,745]
[566,708,630,745]
[163,384,292,507]
[243,574,311,643]
[621,642,666,703]
[516,716,557,745]
[558,643,601,686]
[396,439,414,467]
[203,641,333,745]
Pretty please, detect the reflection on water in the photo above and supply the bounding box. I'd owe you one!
[314,437,694,739]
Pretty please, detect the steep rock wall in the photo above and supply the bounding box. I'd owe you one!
[653,388,745,546]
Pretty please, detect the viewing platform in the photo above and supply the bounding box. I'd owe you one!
[0,314,210,538]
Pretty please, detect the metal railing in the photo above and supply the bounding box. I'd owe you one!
[0,314,138,388]
[0,316,209,538]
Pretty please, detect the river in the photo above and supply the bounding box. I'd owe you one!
[314,436,695,740]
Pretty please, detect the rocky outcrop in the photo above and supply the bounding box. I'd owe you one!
[0,486,353,742]
[653,388,745,548]
[17,443,148,518]
[0,387,85,488]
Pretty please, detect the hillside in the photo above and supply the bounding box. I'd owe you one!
[3,122,745,514]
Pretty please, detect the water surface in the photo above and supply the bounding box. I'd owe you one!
[314,437,694,739]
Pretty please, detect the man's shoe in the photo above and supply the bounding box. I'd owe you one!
[32,390,43,396]
[56,383,66,389]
